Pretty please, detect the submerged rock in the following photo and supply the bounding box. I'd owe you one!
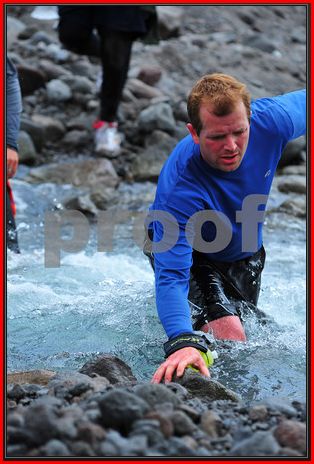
[175,370,241,402]
[79,354,137,384]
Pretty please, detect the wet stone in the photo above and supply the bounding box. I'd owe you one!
[133,383,181,407]
[273,420,306,454]
[170,410,197,436]
[249,405,268,422]
[98,389,149,433]
[229,430,280,456]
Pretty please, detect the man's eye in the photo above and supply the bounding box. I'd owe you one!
[209,135,224,140]
[234,129,246,136]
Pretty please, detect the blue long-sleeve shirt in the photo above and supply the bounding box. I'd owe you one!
[6,57,22,152]
[149,90,306,339]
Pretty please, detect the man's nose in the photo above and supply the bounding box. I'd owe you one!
[224,135,237,152]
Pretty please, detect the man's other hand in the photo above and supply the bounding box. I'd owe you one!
[151,346,210,384]
[7,147,19,179]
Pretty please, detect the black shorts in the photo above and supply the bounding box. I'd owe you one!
[143,230,266,329]
[188,247,266,330]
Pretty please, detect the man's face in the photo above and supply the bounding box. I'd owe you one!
[187,100,250,172]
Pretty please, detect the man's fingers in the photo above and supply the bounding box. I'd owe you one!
[164,364,176,384]
[151,365,165,384]
[176,360,189,378]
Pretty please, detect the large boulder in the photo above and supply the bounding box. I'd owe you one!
[25,159,120,189]
[174,370,240,402]
[79,354,137,384]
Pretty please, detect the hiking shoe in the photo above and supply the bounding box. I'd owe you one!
[93,120,122,158]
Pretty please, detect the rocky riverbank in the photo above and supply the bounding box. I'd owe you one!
[7,355,306,457]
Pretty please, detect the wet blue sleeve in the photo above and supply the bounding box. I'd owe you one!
[6,57,22,151]
[152,203,195,339]
[274,89,306,139]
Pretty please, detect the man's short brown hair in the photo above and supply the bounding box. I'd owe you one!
[187,73,251,135]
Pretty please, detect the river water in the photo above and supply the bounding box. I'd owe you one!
[7,177,306,402]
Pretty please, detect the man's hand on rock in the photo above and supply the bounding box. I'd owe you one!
[151,347,210,384]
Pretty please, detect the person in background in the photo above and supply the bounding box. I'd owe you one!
[6,56,22,253]
[57,5,158,158]
[144,73,306,384]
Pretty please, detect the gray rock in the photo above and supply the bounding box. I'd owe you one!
[24,403,59,446]
[229,430,281,456]
[157,6,183,39]
[55,417,78,440]
[61,75,94,94]
[17,131,37,163]
[133,383,181,407]
[45,43,71,63]
[137,66,162,86]
[63,193,99,216]
[177,403,201,422]
[79,354,137,384]
[90,186,119,210]
[131,130,176,181]
[242,34,277,53]
[170,410,197,436]
[7,16,26,49]
[158,436,197,456]
[46,79,72,102]
[165,382,189,401]
[248,405,268,422]
[16,65,46,95]
[176,371,240,402]
[200,410,223,437]
[273,420,306,454]
[209,32,237,44]
[20,117,44,152]
[29,31,55,45]
[98,389,150,432]
[39,59,71,80]
[62,130,90,147]
[98,430,148,456]
[278,195,306,218]
[26,159,119,189]
[48,371,96,391]
[145,411,174,438]
[31,114,66,142]
[77,421,106,445]
[138,103,176,133]
[254,397,298,418]
[280,165,306,176]
[277,175,306,194]
[6,444,28,457]
[69,441,96,456]
[40,439,72,456]
[278,136,306,168]
[127,78,163,99]
[7,412,24,428]
[130,419,165,446]
[7,384,26,401]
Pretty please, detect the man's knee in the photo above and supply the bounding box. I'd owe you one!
[201,315,246,341]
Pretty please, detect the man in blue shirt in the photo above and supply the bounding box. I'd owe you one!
[144,73,306,383]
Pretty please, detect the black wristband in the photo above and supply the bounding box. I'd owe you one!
[164,333,212,358]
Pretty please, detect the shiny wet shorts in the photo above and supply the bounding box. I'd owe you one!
[188,247,266,330]
[143,230,266,330]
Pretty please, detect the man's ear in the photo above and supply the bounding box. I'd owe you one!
[186,123,200,145]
